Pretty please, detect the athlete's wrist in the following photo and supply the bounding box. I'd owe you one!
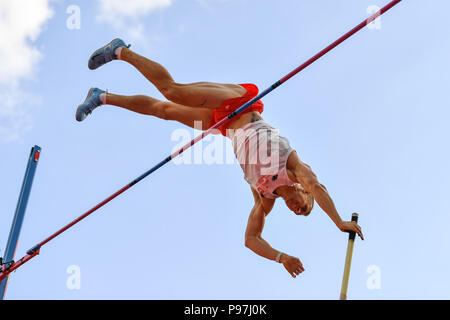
[275,251,286,263]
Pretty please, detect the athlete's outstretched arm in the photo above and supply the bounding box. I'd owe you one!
[287,152,364,240]
[245,188,305,278]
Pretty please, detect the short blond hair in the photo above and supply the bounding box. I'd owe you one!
[294,183,314,215]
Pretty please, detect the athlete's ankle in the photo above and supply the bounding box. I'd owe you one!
[115,47,124,60]
[100,93,107,105]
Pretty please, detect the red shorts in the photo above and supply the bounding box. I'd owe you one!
[209,83,264,136]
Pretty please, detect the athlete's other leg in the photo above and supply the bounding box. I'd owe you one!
[120,47,246,108]
[105,93,212,130]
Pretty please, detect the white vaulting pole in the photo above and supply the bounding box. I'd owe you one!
[340,213,359,300]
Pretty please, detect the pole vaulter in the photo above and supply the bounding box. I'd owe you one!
[0,0,402,283]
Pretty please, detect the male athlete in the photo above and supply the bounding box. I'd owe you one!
[76,39,364,278]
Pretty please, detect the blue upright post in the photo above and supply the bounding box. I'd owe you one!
[0,145,41,300]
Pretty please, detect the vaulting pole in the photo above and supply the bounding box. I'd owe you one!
[340,213,359,300]
[0,0,402,282]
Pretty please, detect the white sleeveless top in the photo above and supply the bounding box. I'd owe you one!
[230,120,295,199]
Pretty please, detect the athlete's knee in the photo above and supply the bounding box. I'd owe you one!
[132,95,167,118]
[160,82,182,102]
[152,101,171,120]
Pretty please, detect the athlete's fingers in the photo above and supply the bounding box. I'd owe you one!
[355,225,364,240]
[358,230,364,240]
[296,261,304,272]
[294,264,304,276]
[290,269,297,278]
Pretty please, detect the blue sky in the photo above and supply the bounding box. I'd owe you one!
[1,0,449,299]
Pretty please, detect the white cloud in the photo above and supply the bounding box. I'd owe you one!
[195,0,234,10]
[0,86,34,142]
[96,0,172,41]
[0,0,54,142]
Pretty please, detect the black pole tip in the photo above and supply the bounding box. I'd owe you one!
[349,213,359,240]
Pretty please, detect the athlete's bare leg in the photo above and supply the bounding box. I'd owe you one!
[105,93,212,130]
[120,47,246,108]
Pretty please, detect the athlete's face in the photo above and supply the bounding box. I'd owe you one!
[284,185,314,216]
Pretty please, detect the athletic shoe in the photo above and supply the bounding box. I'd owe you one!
[88,38,130,70]
[75,88,105,122]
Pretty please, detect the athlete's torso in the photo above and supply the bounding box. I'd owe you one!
[230,118,296,199]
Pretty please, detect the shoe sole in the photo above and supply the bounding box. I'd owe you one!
[76,88,95,121]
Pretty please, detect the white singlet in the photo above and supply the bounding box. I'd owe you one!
[230,120,296,199]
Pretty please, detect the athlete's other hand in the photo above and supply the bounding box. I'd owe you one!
[281,254,305,278]
[338,221,364,240]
